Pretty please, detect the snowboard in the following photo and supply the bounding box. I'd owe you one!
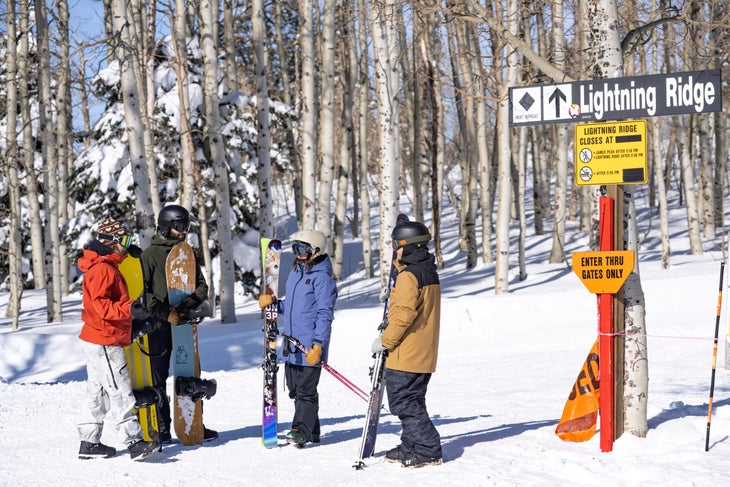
[354,214,408,469]
[261,238,282,448]
[167,241,206,446]
[120,255,161,444]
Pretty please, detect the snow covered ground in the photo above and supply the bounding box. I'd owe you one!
[3,203,730,486]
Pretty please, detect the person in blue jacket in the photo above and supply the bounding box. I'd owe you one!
[259,229,338,447]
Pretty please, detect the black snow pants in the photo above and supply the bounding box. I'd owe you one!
[285,363,322,440]
[385,368,442,459]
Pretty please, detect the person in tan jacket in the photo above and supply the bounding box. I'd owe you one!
[372,220,442,468]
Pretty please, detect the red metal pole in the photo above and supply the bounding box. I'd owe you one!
[598,196,614,452]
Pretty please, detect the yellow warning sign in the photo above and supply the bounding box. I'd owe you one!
[572,251,635,294]
[575,120,647,186]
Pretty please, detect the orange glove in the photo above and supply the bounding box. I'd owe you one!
[258,294,276,309]
[305,344,323,366]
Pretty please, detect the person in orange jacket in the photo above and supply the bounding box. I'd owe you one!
[76,219,158,461]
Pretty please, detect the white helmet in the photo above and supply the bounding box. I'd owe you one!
[291,230,326,254]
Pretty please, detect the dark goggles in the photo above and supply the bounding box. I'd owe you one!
[169,220,190,233]
[98,233,133,248]
[292,241,313,256]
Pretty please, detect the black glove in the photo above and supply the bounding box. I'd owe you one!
[177,294,203,313]
[127,244,143,258]
[131,319,160,340]
[189,300,214,319]
[131,300,151,320]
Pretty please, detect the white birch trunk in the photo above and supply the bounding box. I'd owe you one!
[355,0,372,279]
[299,0,317,229]
[590,0,648,436]
[548,0,568,265]
[316,0,336,246]
[253,0,273,238]
[223,0,238,93]
[57,0,72,295]
[34,0,62,322]
[371,0,401,288]
[111,0,156,242]
[333,0,356,281]
[199,0,236,323]
[18,0,45,289]
[5,0,23,329]
[172,0,196,210]
[494,0,519,294]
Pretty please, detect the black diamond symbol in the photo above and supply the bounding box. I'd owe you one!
[519,93,535,111]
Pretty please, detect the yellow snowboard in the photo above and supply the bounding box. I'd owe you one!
[121,255,160,442]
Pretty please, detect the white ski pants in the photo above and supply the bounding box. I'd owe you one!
[77,341,142,445]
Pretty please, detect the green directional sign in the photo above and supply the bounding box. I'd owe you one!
[509,69,722,126]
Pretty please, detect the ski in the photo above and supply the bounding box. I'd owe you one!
[353,214,408,469]
[261,238,282,448]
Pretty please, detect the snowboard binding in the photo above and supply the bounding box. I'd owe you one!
[133,385,166,408]
[175,376,217,401]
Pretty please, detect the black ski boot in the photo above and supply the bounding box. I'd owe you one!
[128,437,160,461]
[78,441,116,459]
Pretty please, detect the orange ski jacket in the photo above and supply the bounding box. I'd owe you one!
[77,249,134,346]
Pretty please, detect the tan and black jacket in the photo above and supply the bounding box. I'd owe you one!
[381,247,441,374]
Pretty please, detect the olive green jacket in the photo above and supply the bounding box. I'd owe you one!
[140,233,208,323]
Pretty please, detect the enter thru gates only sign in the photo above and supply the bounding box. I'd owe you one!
[572,251,635,294]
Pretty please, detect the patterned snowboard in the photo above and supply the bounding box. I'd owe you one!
[166,241,204,446]
[120,255,160,443]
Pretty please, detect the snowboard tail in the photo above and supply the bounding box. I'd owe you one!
[261,238,282,448]
[125,335,160,442]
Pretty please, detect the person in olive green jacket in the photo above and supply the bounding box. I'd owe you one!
[371,220,442,468]
[140,204,216,444]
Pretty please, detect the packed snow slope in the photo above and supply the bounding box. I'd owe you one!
[3,205,730,486]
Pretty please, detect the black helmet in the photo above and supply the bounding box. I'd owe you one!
[391,221,431,250]
[158,204,190,238]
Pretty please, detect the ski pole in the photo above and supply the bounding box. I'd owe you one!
[282,334,369,402]
[705,260,725,452]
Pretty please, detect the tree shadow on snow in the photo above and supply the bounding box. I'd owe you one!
[648,396,730,430]
[438,417,557,461]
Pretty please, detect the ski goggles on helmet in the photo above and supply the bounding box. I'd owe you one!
[169,220,190,233]
[98,232,134,248]
[292,241,313,256]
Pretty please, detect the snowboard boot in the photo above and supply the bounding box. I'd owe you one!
[285,428,307,448]
[78,441,116,459]
[158,430,173,445]
[128,437,160,461]
[203,427,218,442]
[385,445,406,463]
[401,451,443,468]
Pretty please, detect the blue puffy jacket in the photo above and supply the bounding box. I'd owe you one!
[279,254,338,366]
